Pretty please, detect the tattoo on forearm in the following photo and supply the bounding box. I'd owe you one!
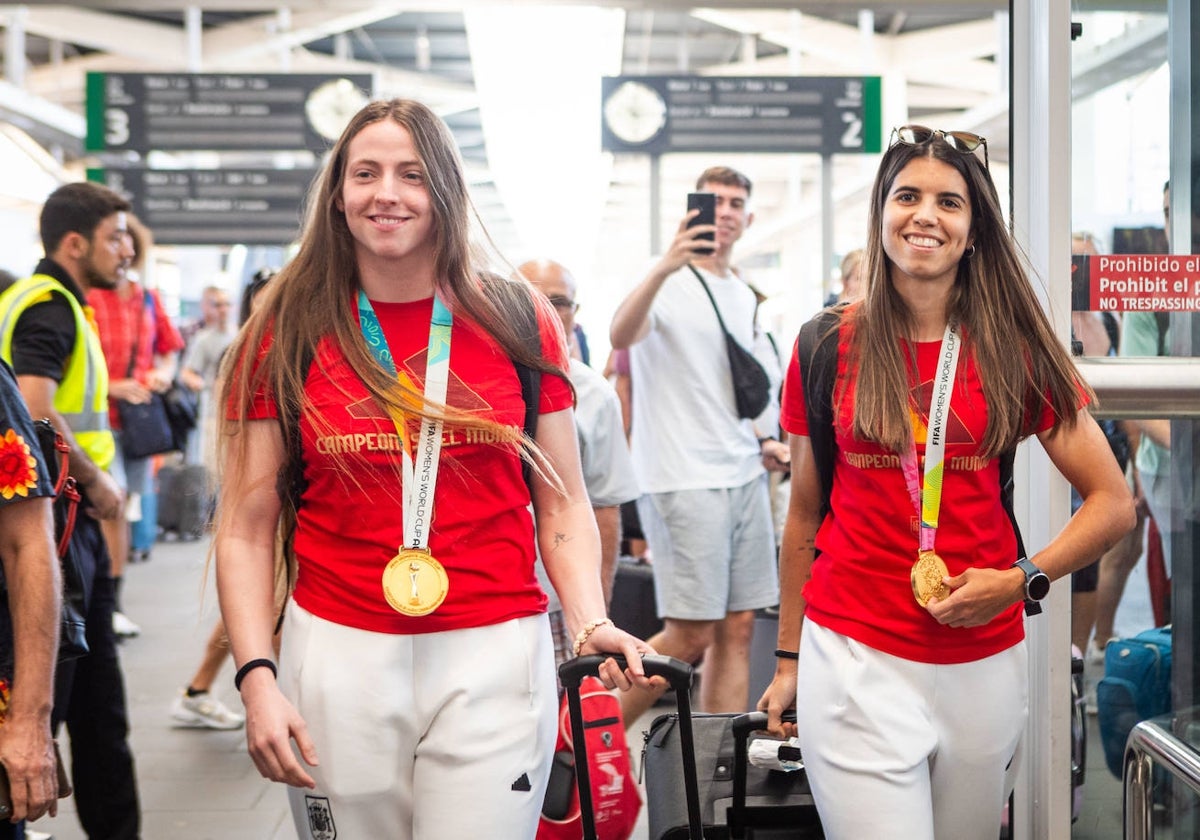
[552,532,573,551]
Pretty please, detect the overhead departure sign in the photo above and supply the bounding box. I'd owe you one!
[600,75,881,155]
[88,168,315,246]
[85,72,372,153]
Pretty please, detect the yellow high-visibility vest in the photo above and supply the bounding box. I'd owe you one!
[0,274,114,470]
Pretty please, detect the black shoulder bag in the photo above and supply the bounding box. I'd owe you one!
[687,264,771,419]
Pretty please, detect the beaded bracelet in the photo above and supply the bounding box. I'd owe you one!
[774,648,800,660]
[572,618,614,657]
[234,658,278,691]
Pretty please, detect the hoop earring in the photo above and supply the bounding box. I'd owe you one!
[963,244,976,259]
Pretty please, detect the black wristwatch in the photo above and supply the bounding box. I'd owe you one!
[1013,557,1050,616]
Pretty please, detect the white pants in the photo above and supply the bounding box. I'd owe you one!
[795,619,1027,840]
[281,604,558,840]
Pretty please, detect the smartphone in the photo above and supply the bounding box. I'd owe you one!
[687,192,716,255]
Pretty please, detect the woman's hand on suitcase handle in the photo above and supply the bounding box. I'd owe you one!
[757,669,799,739]
[580,624,661,692]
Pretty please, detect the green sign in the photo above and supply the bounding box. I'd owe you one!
[601,75,882,156]
[86,72,372,153]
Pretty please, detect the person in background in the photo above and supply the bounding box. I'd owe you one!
[0,180,141,839]
[87,216,184,634]
[610,165,786,724]
[167,280,267,731]
[0,358,62,839]
[822,248,866,307]
[759,125,1134,839]
[237,267,277,328]
[179,285,235,463]
[214,99,653,840]
[1068,231,1146,676]
[517,258,639,651]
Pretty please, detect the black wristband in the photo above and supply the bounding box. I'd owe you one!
[234,658,278,691]
[758,436,776,446]
[774,648,799,660]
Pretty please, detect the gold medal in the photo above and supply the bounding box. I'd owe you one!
[910,550,950,607]
[382,548,449,616]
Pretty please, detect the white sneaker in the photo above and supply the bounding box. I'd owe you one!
[170,690,245,730]
[112,611,141,638]
[25,830,53,840]
[1087,637,1111,666]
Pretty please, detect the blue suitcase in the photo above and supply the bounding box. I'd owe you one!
[1096,625,1172,778]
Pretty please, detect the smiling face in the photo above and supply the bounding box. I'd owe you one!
[881,156,973,292]
[336,119,438,294]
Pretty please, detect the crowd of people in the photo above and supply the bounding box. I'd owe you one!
[0,99,1170,840]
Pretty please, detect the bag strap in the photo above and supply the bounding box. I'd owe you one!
[686,263,733,337]
[49,431,81,558]
[797,306,845,519]
[124,290,149,379]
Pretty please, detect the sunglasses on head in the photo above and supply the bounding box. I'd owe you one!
[890,125,989,169]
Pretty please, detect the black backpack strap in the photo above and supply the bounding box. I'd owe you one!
[509,289,542,491]
[797,306,844,519]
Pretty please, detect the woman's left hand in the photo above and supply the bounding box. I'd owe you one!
[579,623,661,691]
[926,565,1025,628]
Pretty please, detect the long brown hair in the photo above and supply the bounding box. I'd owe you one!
[216,99,566,593]
[844,135,1088,456]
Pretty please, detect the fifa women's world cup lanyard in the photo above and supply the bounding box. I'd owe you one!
[357,290,453,617]
[904,322,963,607]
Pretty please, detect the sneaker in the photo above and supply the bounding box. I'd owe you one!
[112,611,141,638]
[170,690,245,730]
[25,831,53,840]
[1087,637,1111,666]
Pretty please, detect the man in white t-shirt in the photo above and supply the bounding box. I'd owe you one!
[518,259,640,669]
[610,166,788,722]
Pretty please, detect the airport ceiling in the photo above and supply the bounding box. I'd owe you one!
[0,2,1168,299]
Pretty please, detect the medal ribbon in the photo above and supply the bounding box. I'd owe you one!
[900,323,962,553]
[356,290,453,553]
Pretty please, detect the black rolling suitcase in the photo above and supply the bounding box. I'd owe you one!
[609,556,662,641]
[562,655,823,840]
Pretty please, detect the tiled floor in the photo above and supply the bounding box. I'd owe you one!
[30,535,1128,840]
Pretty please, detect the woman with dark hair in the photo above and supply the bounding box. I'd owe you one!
[758,126,1135,839]
[214,99,653,838]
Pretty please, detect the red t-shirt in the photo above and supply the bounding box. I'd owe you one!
[245,297,573,634]
[781,323,1063,664]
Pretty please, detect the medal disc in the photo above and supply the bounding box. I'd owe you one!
[382,548,449,616]
[910,550,950,607]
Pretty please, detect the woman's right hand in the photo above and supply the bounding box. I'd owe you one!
[241,671,319,789]
[757,668,799,739]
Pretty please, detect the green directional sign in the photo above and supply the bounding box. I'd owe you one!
[601,75,882,156]
[86,72,372,154]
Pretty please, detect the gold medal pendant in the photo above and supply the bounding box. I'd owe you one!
[910,550,950,607]
[382,548,449,616]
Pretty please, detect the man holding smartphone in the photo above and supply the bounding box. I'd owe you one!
[610,166,787,723]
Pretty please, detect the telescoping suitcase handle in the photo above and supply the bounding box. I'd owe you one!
[559,654,704,840]
[728,711,798,840]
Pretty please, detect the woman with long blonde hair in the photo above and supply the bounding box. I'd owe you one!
[215,99,652,839]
